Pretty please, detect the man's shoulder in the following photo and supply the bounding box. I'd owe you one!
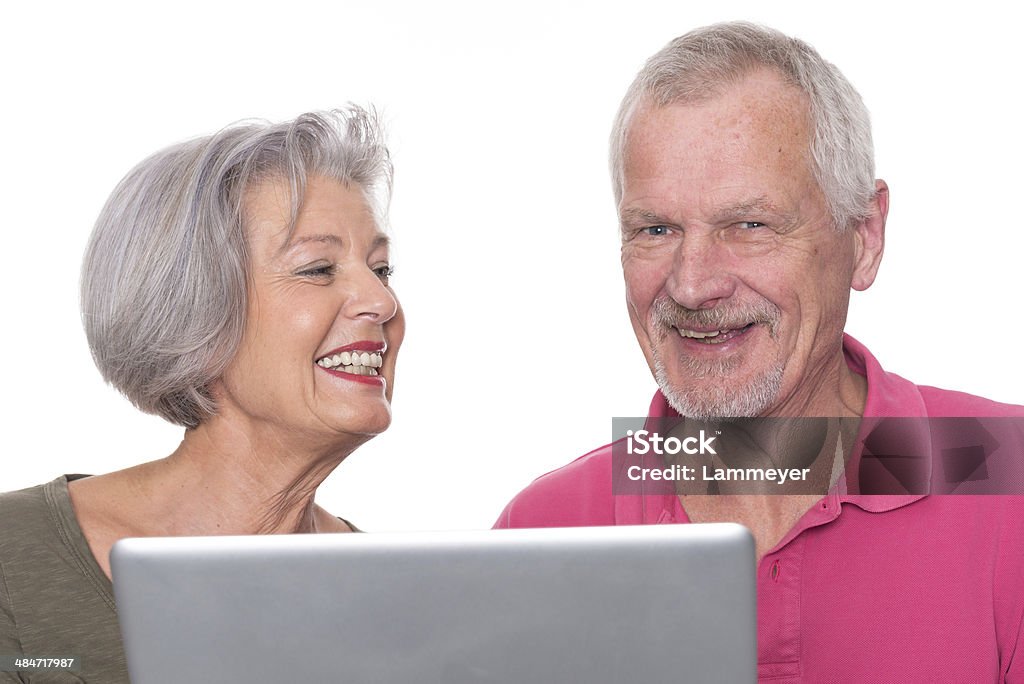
[916,384,1024,417]
[494,443,617,529]
[846,335,1024,417]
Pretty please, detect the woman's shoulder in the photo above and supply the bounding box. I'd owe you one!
[0,475,128,681]
[0,475,82,542]
[0,474,105,586]
[337,516,362,533]
[0,475,101,575]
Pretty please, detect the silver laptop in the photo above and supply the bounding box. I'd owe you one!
[112,524,755,683]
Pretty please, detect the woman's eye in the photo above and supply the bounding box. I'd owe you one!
[373,264,394,283]
[299,264,336,278]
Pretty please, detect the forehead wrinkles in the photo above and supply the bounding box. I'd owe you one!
[241,178,294,261]
[621,74,817,209]
[721,72,812,154]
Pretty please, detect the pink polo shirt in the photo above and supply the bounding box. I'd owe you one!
[495,336,1024,682]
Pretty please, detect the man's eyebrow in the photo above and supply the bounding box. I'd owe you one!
[619,207,671,225]
[710,197,790,222]
[619,199,797,228]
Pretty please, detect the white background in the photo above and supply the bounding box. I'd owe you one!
[2,1,1021,531]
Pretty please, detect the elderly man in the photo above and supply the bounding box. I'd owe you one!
[495,22,1024,682]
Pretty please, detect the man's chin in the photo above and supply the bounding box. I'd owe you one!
[654,362,784,420]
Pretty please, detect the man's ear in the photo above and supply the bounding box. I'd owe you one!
[850,179,888,291]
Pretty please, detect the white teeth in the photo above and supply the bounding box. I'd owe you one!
[317,351,384,372]
[680,329,722,339]
[342,365,380,376]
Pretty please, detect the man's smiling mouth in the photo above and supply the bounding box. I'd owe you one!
[316,351,383,376]
[676,323,756,344]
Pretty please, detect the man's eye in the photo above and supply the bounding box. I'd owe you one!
[643,226,671,236]
[737,221,766,230]
[373,264,394,283]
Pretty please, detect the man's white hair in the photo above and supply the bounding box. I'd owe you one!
[610,21,876,230]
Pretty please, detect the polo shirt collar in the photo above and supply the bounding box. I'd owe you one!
[621,335,929,522]
[839,334,928,513]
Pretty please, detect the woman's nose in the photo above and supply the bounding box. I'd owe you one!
[342,266,399,323]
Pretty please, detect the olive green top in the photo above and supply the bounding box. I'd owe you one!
[1,476,361,683]
[0,475,126,683]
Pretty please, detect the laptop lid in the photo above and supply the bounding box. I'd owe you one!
[112,524,755,683]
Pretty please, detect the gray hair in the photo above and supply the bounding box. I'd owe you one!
[81,106,392,428]
[610,21,875,229]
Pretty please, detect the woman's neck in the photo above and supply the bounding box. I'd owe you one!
[137,414,363,535]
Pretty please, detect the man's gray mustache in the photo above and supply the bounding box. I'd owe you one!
[651,297,781,337]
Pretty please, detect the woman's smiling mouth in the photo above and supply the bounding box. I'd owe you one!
[315,342,387,384]
[316,350,383,375]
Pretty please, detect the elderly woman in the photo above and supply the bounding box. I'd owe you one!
[0,107,403,683]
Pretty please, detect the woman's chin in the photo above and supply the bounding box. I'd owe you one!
[323,408,393,441]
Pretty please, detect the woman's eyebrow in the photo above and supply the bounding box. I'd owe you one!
[290,234,343,247]
[279,233,391,254]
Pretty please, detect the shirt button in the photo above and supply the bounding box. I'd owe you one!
[770,560,780,581]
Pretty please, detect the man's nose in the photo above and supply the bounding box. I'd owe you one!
[665,235,737,310]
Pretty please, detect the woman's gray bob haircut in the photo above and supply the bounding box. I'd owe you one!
[610,21,875,230]
[81,106,392,428]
